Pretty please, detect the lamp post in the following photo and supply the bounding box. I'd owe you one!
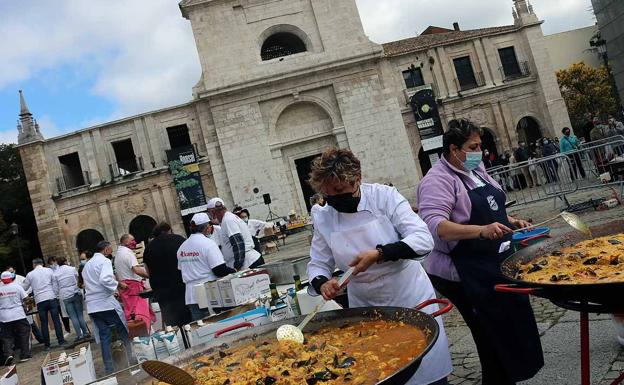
[9,222,27,274]
[591,37,622,111]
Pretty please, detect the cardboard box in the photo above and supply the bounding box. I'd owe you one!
[218,270,271,307]
[151,327,184,360]
[193,280,225,309]
[0,366,18,385]
[41,344,96,385]
[184,306,269,347]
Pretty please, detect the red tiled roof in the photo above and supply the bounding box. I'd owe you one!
[382,25,518,57]
[420,26,454,35]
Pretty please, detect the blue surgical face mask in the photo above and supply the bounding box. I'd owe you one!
[461,150,482,171]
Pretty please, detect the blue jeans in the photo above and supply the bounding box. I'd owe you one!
[63,293,90,339]
[89,310,133,374]
[37,299,66,347]
[188,304,210,321]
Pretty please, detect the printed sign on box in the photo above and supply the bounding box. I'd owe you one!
[218,273,271,307]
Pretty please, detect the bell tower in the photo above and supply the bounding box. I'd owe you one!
[513,0,539,26]
[179,0,380,95]
[15,90,69,259]
[17,90,43,145]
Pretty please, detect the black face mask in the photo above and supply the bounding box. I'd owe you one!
[325,192,360,213]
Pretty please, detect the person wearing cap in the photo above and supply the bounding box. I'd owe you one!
[83,241,134,374]
[1,271,32,364]
[53,257,91,343]
[114,234,154,330]
[22,258,67,350]
[177,213,236,320]
[207,198,264,270]
[5,266,44,345]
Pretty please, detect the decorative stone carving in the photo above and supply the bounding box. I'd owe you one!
[125,195,147,214]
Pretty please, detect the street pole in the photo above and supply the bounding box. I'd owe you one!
[16,233,26,274]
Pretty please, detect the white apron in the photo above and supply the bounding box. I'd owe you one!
[329,211,452,385]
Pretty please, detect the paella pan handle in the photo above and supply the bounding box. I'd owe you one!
[494,284,539,295]
[519,233,550,247]
[214,322,255,338]
[415,298,453,317]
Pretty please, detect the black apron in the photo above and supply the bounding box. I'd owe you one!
[450,172,544,382]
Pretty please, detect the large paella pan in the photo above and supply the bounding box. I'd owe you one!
[139,300,451,385]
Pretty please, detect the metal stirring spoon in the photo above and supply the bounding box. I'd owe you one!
[513,211,592,237]
[276,267,355,343]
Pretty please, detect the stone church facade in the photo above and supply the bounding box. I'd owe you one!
[16,0,570,261]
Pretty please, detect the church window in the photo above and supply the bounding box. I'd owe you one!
[261,32,307,61]
[111,139,141,176]
[58,152,86,190]
[402,68,425,89]
[167,124,192,149]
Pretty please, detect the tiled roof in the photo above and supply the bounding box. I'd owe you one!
[382,25,518,57]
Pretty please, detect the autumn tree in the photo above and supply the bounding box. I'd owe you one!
[556,62,618,133]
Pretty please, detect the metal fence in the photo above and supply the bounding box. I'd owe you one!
[487,139,624,208]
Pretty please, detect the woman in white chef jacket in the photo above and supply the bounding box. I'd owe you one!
[306,148,452,385]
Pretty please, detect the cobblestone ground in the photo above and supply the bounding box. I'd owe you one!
[7,186,624,384]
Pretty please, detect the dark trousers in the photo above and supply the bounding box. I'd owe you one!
[90,310,133,374]
[428,275,516,385]
[1,319,31,359]
[567,153,586,180]
[37,299,66,347]
[249,256,265,269]
[158,296,192,328]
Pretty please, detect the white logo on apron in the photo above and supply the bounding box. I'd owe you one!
[487,195,499,211]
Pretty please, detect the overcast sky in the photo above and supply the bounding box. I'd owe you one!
[0,0,595,144]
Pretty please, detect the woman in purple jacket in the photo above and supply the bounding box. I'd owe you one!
[417,119,543,385]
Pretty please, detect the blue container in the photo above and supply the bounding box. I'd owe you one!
[512,227,550,251]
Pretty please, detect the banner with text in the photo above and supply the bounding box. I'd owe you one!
[410,87,444,150]
[166,145,208,216]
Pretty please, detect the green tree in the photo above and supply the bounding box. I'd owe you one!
[0,143,41,273]
[556,62,619,133]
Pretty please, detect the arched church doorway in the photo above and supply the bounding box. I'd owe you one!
[517,117,542,146]
[76,229,104,254]
[481,127,499,158]
[129,215,157,244]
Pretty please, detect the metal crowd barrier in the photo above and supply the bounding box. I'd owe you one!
[486,139,624,208]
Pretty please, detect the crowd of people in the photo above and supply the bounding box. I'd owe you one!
[483,114,624,192]
[2,117,624,383]
[0,198,271,374]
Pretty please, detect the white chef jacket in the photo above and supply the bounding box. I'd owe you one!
[82,253,120,314]
[22,265,58,304]
[0,281,27,323]
[177,233,227,305]
[308,183,433,282]
[54,265,80,301]
[219,211,261,269]
[246,219,268,237]
[114,245,142,281]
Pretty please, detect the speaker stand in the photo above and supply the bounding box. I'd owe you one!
[265,203,282,222]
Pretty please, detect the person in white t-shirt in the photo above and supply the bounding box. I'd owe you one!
[207,198,263,270]
[1,271,31,364]
[177,213,235,321]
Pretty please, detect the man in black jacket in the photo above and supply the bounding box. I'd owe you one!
[142,222,191,329]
